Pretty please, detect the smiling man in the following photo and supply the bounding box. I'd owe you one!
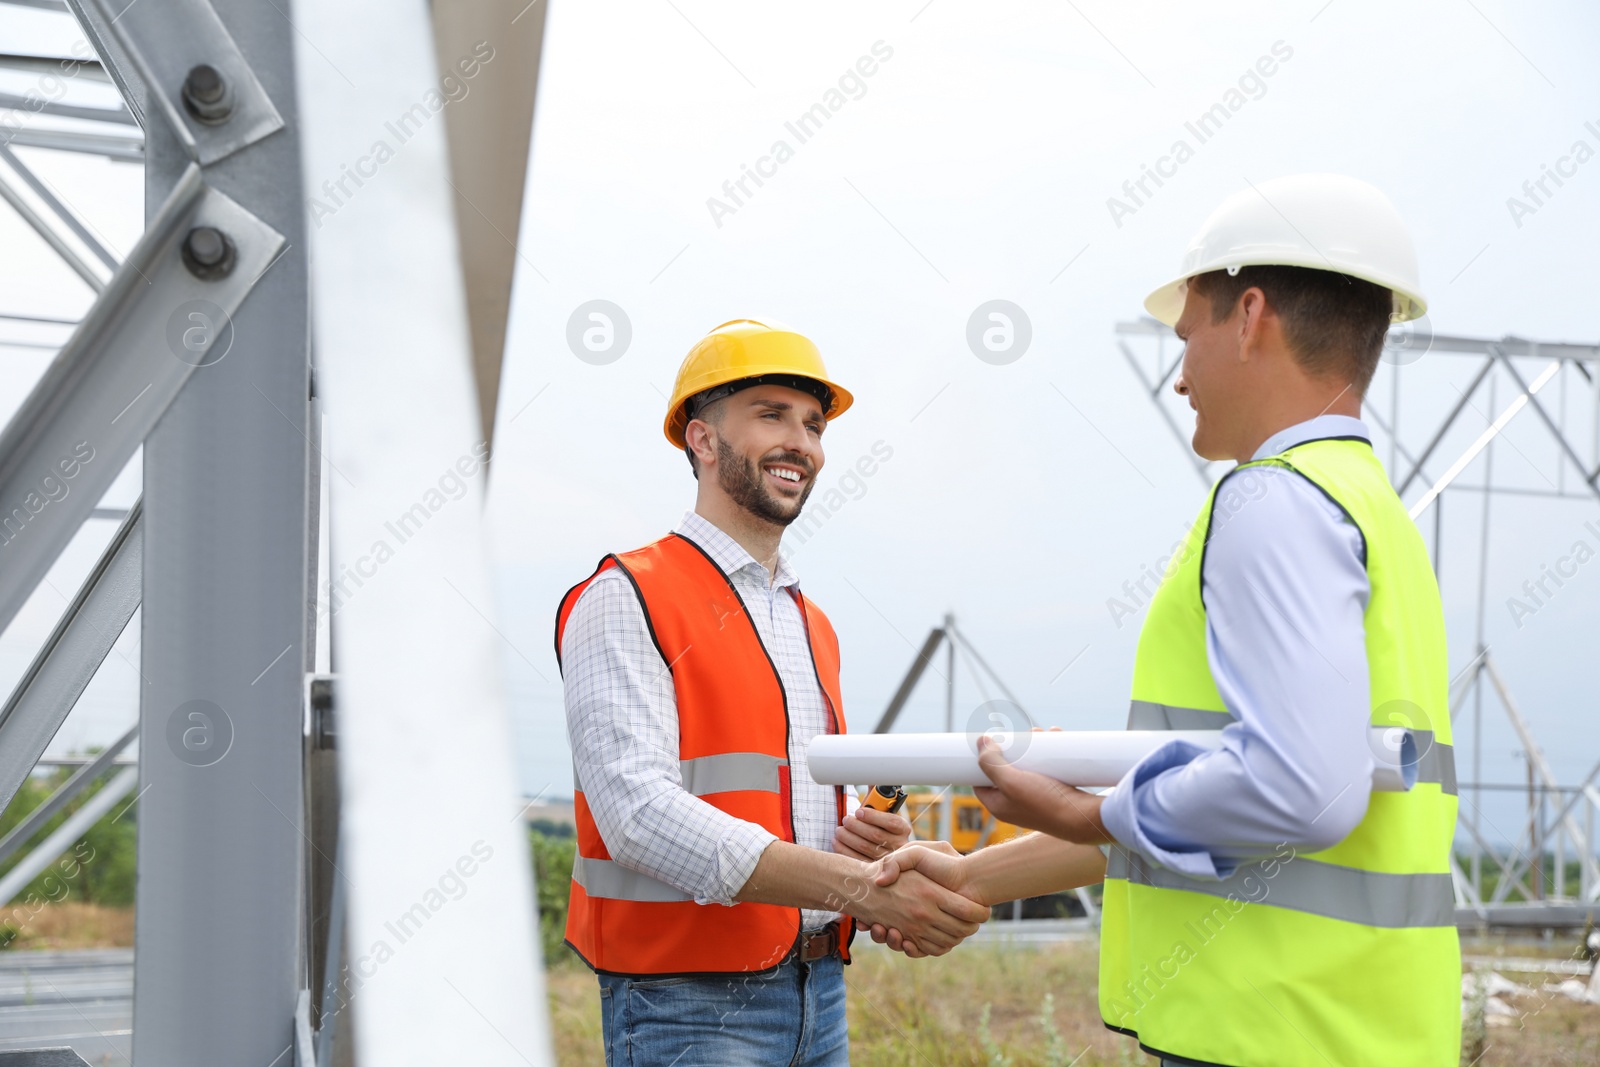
[874,175,1460,1066]
[556,319,989,1067]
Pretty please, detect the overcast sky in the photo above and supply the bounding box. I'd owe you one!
[2,0,1597,845]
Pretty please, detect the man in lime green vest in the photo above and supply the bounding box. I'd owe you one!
[872,174,1461,1066]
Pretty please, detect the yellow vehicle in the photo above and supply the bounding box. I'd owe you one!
[900,791,1093,921]
[902,791,1022,854]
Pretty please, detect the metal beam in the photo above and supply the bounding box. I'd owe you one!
[1483,653,1600,892]
[84,0,282,166]
[0,54,109,82]
[1394,355,1494,496]
[0,164,281,645]
[1116,318,1600,364]
[0,91,135,126]
[1361,400,1435,490]
[1117,340,1211,488]
[431,0,549,451]
[874,628,945,734]
[293,0,554,1060]
[0,144,121,269]
[62,1,147,124]
[0,167,105,292]
[1408,360,1561,520]
[1495,352,1600,503]
[128,0,308,1060]
[1427,334,1600,364]
[948,623,1035,730]
[0,503,141,816]
[0,128,143,161]
[1456,902,1600,929]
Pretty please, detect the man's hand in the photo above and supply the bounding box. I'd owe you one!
[833,804,912,862]
[843,845,988,956]
[973,735,1113,845]
[867,842,981,958]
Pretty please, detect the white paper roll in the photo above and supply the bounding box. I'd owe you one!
[808,728,1416,792]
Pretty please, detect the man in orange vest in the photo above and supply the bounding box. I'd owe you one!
[558,319,990,1066]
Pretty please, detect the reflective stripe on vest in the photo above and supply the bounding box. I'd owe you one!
[574,752,785,799]
[572,856,693,903]
[1127,700,1232,731]
[1105,847,1455,929]
[681,752,785,795]
[1125,700,1458,794]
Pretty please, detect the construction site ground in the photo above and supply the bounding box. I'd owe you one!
[1,907,1595,1064]
[546,936,1600,1066]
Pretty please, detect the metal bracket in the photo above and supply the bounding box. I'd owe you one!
[0,163,283,640]
[0,503,141,815]
[308,674,336,750]
[78,0,284,165]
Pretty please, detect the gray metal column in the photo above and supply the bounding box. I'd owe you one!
[130,0,310,1063]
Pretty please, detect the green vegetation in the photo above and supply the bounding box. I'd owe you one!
[0,761,137,947]
[529,828,577,966]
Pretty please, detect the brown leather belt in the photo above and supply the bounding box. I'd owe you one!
[796,919,845,963]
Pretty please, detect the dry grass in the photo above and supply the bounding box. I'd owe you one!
[1,902,133,951]
[546,942,1600,1066]
[3,910,1593,1064]
[1467,993,1600,1067]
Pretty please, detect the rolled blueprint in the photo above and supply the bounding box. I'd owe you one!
[808,728,1417,792]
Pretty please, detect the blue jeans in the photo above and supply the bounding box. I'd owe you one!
[597,955,847,1067]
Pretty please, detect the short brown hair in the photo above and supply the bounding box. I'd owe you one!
[1189,266,1392,395]
[683,395,728,480]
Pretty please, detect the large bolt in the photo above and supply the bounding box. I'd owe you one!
[182,226,236,280]
[181,64,233,124]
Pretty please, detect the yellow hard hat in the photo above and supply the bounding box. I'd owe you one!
[663,319,854,448]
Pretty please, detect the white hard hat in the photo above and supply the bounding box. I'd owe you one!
[1144,173,1427,327]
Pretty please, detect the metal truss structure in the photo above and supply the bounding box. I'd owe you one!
[0,0,556,1063]
[1117,316,1600,929]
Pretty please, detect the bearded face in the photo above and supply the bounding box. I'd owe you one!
[715,437,815,527]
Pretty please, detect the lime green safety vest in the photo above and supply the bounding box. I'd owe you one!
[1099,436,1461,1067]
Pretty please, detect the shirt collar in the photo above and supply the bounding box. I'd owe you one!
[1252,414,1370,462]
[674,510,798,589]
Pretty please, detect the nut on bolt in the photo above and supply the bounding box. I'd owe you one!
[181,64,234,124]
[182,226,236,280]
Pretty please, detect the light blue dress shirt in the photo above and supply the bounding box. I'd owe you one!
[1098,415,1378,880]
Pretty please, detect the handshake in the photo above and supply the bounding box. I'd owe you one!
[857,840,990,957]
[823,734,1115,956]
[830,805,991,958]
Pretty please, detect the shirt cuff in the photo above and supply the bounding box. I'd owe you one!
[1098,738,1233,882]
[703,821,779,906]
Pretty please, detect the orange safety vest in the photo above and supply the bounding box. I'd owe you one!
[555,532,854,977]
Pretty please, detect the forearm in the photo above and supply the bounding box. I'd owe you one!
[961,832,1106,905]
[741,839,989,955]
[736,840,872,912]
[1103,739,1368,865]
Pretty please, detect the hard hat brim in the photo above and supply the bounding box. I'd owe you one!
[1143,258,1428,329]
